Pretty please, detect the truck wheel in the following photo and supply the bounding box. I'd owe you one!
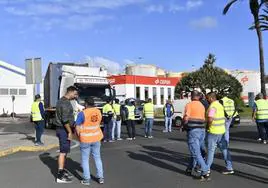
[175,117,182,127]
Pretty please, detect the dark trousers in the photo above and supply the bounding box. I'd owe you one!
[104,120,113,141]
[126,120,136,138]
[34,120,45,143]
[257,122,268,141]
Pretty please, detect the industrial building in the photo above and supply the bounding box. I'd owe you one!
[0,60,34,115]
[109,64,181,107]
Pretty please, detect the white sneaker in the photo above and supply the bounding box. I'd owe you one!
[257,138,262,141]
[263,140,267,144]
[117,138,122,141]
[163,130,168,133]
[148,136,153,139]
[132,137,136,140]
[126,138,133,140]
[144,135,148,138]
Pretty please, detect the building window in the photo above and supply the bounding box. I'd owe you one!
[168,88,172,100]
[145,87,149,101]
[136,86,140,99]
[160,87,164,105]
[0,88,9,95]
[153,87,157,105]
[19,89,27,95]
[10,89,18,95]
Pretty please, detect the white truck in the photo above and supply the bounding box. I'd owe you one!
[172,99,190,127]
[44,63,115,128]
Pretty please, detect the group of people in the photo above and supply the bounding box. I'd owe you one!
[183,91,236,181]
[32,85,260,184]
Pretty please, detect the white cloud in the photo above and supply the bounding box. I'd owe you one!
[186,0,203,10]
[83,56,122,74]
[2,0,147,31]
[146,5,164,13]
[169,4,184,13]
[189,17,218,29]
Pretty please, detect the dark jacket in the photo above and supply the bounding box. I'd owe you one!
[55,97,74,127]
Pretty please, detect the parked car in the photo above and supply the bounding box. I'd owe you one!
[121,98,145,124]
[171,99,190,127]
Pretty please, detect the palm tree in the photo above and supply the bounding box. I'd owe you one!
[223,0,267,97]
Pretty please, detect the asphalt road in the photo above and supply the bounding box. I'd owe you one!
[0,121,268,188]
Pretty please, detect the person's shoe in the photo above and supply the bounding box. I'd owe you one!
[117,138,122,141]
[80,179,90,186]
[263,140,267,144]
[34,142,39,146]
[185,168,192,175]
[168,130,172,133]
[56,174,73,183]
[108,140,115,143]
[194,167,201,173]
[144,135,148,138]
[132,137,136,140]
[103,140,107,143]
[163,130,168,133]
[98,178,104,184]
[38,142,44,146]
[257,138,262,142]
[222,169,234,175]
[63,169,73,179]
[148,136,153,139]
[126,138,133,140]
[198,174,211,182]
[207,170,211,174]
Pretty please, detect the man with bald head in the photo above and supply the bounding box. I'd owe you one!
[183,90,209,181]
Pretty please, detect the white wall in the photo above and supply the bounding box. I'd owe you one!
[113,83,175,107]
[0,66,33,114]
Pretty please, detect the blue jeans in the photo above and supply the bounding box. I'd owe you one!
[187,128,208,175]
[112,120,122,140]
[206,133,233,171]
[104,120,113,141]
[34,120,45,143]
[224,118,233,144]
[164,117,172,132]
[145,118,154,137]
[80,142,104,180]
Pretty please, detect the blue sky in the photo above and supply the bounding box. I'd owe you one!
[0,0,267,74]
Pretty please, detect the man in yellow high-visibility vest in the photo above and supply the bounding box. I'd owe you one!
[252,93,268,144]
[103,99,115,142]
[31,94,45,146]
[206,92,234,176]
[143,98,154,138]
[219,95,236,144]
[112,99,123,141]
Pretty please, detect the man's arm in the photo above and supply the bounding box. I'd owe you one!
[207,108,216,126]
[75,112,85,137]
[252,103,257,121]
[39,102,45,120]
[171,104,175,116]
[61,105,74,140]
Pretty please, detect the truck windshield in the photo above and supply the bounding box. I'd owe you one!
[75,84,112,104]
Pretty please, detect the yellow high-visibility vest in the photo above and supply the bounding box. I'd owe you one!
[113,104,121,116]
[126,105,135,120]
[103,103,114,116]
[31,101,43,121]
[255,99,268,120]
[207,101,225,134]
[222,97,235,117]
[143,103,154,118]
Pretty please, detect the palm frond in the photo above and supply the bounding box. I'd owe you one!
[223,0,239,15]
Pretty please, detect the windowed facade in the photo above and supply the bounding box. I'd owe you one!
[168,88,172,100]
[160,87,164,105]
[144,87,149,101]
[9,89,18,95]
[153,87,157,105]
[136,86,140,99]
[19,89,27,95]
[0,88,9,95]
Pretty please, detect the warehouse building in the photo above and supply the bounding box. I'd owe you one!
[0,60,34,115]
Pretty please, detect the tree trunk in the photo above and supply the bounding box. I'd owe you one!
[255,21,266,98]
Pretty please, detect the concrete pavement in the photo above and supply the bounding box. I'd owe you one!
[0,122,267,188]
[0,117,58,157]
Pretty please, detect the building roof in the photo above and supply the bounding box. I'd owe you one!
[0,60,25,76]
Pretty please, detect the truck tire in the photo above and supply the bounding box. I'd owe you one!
[174,117,182,127]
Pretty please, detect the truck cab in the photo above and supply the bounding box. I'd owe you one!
[44,63,115,128]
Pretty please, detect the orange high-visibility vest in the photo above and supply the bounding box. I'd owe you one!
[79,108,103,143]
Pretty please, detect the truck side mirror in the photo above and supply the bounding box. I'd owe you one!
[112,88,116,98]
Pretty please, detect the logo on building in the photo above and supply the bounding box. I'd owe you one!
[240,76,249,85]
[155,79,160,84]
[154,79,171,85]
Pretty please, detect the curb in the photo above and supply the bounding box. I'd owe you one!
[0,144,59,158]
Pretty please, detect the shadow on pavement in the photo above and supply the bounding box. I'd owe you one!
[39,152,83,180]
[19,132,35,143]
